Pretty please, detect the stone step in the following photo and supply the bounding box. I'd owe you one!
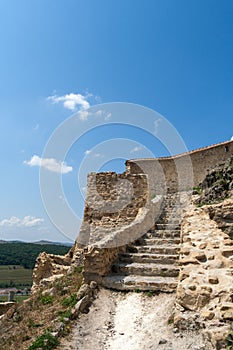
[156,218,181,223]
[156,221,181,226]
[119,252,179,264]
[112,262,180,277]
[102,275,178,292]
[142,238,180,245]
[163,205,184,210]
[155,223,181,230]
[146,230,180,239]
[135,245,180,255]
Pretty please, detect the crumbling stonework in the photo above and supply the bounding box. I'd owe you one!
[83,245,126,283]
[79,172,164,283]
[29,140,233,348]
[196,155,233,205]
[32,246,84,292]
[77,172,151,247]
[174,198,233,349]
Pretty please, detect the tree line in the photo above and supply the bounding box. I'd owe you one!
[0,243,70,269]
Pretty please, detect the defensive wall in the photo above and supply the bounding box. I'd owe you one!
[77,139,233,283]
[126,140,233,194]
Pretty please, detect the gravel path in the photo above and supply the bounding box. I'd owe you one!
[57,288,205,350]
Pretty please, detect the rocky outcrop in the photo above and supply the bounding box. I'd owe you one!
[205,199,233,239]
[174,198,233,349]
[195,155,233,205]
[32,244,84,292]
[0,302,14,317]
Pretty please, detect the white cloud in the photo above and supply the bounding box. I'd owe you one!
[78,110,89,120]
[0,216,44,227]
[24,155,73,174]
[85,150,91,155]
[47,93,90,111]
[130,146,142,153]
[231,136,233,141]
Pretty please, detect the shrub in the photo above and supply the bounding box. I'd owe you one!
[39,294,53,305]
[27,332,59,350]
[61,293,77,308]
[226,330,233,350]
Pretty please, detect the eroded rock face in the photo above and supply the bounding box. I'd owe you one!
[195,155,233,205]
[205,199,233,239]
[175,198,233,349]
[32,244,84,292]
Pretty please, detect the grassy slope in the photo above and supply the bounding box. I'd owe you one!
[0,268,83,350]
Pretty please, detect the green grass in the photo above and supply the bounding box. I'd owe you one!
[27,332,59,350]
[146,290,155,297]
[39,294,53,305]
[193,186,202,195]
[61,293,77,308]
[0,265,33,288]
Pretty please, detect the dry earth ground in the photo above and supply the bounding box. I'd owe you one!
[58,288,205,350]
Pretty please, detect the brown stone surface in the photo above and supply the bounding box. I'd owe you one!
[174,198,233,348]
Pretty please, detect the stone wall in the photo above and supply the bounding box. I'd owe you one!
[78,140,233,284]
[174,198,233,349]
[77,172,153,248]
[83,246,126,284]
[78,171,163,283]
[126,140,233,194]
[32,252,74,293]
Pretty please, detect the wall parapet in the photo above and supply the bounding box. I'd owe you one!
[126,140,233,193]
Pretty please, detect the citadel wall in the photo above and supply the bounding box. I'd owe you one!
[79,140,233,282]
[126,140,233,193]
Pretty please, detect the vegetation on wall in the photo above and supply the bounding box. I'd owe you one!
[195,156,233,206]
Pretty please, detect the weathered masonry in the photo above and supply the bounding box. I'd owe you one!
[77,140,233,286]
[126,140,233,194]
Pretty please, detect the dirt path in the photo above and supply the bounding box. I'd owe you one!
[57,288,205,350]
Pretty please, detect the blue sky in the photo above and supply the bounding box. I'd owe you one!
[0,0,232,243]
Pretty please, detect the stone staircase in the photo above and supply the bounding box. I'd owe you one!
[102,192,188,292]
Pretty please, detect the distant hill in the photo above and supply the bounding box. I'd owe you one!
[0,239,73,246]
[0,242,71,269]
[32,240,73,246]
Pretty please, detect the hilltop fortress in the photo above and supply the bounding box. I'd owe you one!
[30,139,233,349]
[1,140,232,349]
[77,140,233,277]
